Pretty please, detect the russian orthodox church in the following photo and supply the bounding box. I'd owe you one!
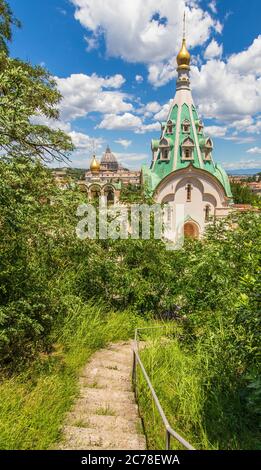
[142,28,233,238]
[80,146,141,202]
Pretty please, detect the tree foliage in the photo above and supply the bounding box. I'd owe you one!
[231,181,261,207]
[0,1,73,162]
[0,54,74,161]
[0,0,20,54]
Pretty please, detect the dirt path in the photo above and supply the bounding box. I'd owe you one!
[58,341,146,450]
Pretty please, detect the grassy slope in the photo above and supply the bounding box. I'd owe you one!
[1,311,259,450]
[0,299,148,450]
[136,331,260,450]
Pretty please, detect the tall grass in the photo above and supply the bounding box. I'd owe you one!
[136,328,260,450]
[0,297,147,450]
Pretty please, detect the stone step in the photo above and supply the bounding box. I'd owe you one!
[74,397,140,419]
[79,387,135,404]
[81,366,131,383]
[58,341,146,451]
[67,413,140,432]
[61,426,146,450]
[83,360,131,373]
[79,375,132,391]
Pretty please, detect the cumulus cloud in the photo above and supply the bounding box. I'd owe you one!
[191,59,261,122]
[246,147,261,154]
[204,39,223,59]
[137,101,162,117]
[228,35,261,75]
[116,152,149,168]
[71,0,221,65]
[148,59,177,87]
[55,73,131,121]
[115,139,132,148]
[153,100,172,121]
[222,158,261,170]
[69,131,104,150]
[208,1,217,14]
[32,115,104,155]
[204,125,227,137]
[98,113,142,130]
[223,135,256,144]
[135,122,161,134]
[135,75,144,83]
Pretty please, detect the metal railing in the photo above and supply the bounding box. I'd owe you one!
[132,326,195,451]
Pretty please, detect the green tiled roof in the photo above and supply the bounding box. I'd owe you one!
[143,97,232,199]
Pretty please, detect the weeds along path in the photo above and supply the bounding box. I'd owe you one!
[58,341,146,450]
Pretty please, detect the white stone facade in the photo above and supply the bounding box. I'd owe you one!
[155,165,231,237]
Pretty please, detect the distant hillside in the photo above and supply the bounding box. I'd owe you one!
[227,169,261,176]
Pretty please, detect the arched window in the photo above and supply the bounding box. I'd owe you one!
[186,184,192,202]
[182,120,190,133]
[162,149,169,160]
[205,205,210,222]
[185,149,190,159]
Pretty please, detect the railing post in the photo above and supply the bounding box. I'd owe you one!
[132,350,137,398]
[166,430,171,450]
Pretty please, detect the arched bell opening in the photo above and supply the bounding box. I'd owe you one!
[90,186,101,200]
[104,186,115,204]
[183,221,199,239]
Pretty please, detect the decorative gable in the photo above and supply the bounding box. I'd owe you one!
[195,119,204,134]
[181,136,194,160]
[166,119,175,134]
[159,137,172,161]
[182,119,190,133]
[200,136,213,161]
[205,137,213,148]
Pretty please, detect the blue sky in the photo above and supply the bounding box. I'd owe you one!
[8,0,261,172]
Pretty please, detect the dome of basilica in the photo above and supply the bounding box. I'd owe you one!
[101,146,119,171]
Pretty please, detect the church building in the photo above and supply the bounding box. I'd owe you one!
[142,27,233,238]
[80,146,141,202]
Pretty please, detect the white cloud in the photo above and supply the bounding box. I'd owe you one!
[56,73,131,121]
[98,112,161,133]
[32,115,104,152]
[228,35,261,75]
[222,158,261,170]
[69,131,104,150]
[229,116,254,132]
[153,100,172,121]
[135,75,144,83]
[246,147,261,155]
[32,115,71,133]
[57,7,67,16]
[148,59,177,87]
[115,139,132,148]
[208,1,217,14]
[204,125,227,137]
[98,113,142,130]
[191,60,261,122]
[116,152,149,168]
[85,34,99,51]
[224,136,256,144]
[144,101,161,114]
[135,122,161,134]
[243,119,261,135]
[204,39,223,59]
[137,101,162,117]
[71,0,221,65]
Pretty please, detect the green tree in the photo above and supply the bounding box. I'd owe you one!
[0,54,74,162]
[231,182,260,207]
[0,1,73,162]
[0,0,20,54]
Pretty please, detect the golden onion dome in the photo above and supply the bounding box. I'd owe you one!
[177,38,190,68]
[90,155,100,172]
